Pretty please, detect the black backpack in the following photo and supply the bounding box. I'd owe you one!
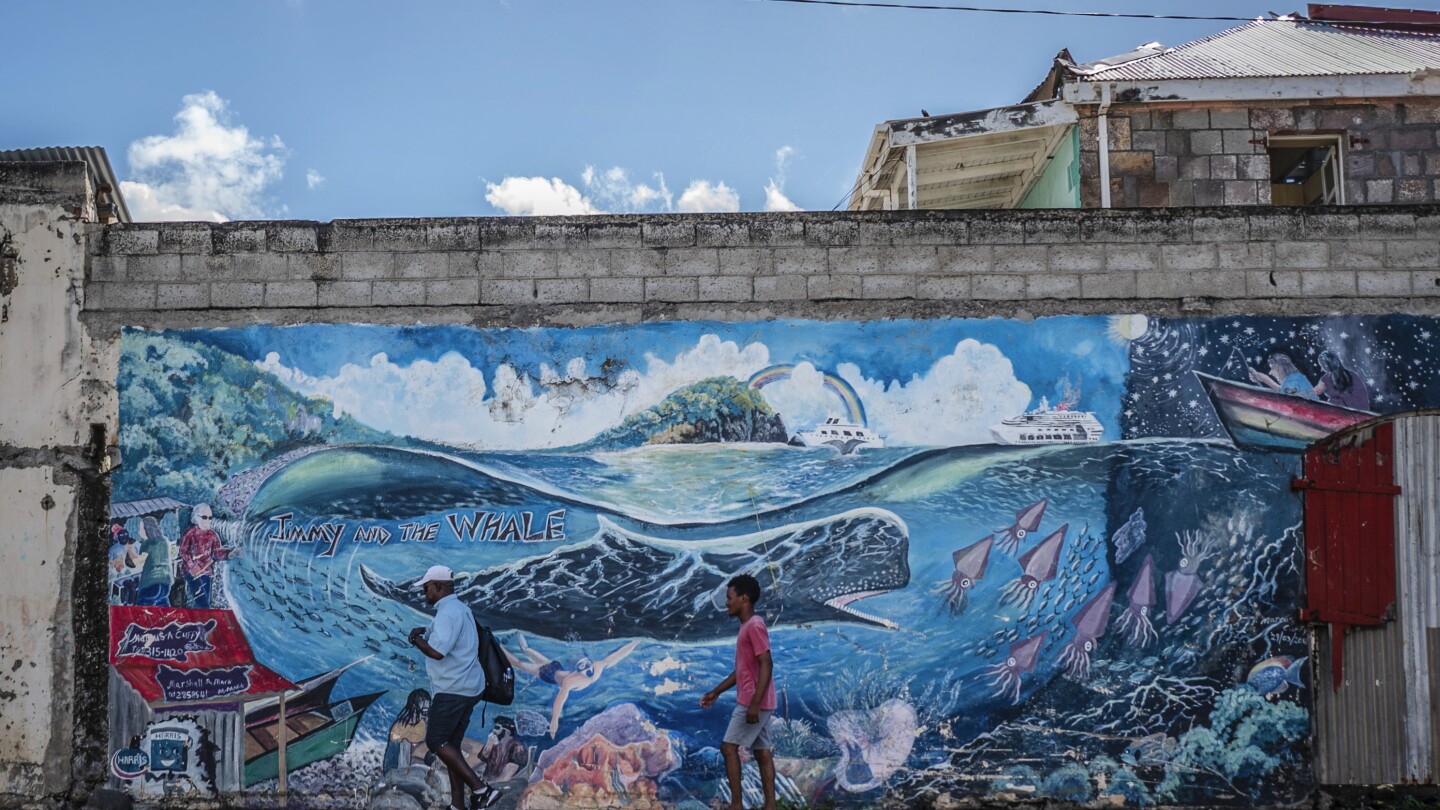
[474,620,515,710]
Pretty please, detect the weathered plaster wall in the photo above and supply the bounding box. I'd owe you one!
[1077,99,1440,208]
[0,163,113,806]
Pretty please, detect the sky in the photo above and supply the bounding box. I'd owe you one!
[10,0,1438,221]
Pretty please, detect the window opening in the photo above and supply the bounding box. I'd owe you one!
[1268,135,1345,206]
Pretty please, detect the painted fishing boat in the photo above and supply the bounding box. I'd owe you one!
[1193,371,1376,453]
[243,690,383,786]
[243,656,371,729]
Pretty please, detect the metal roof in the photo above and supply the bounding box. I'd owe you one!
[111,497,188,519]
[1081,19,1440,82]
[0,146,131,222]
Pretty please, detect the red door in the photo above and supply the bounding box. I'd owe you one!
[1294,422,1400,689]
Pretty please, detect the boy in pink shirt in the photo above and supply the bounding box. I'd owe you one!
[701,574,777,810]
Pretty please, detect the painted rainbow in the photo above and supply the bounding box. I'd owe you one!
[748,364,869,427]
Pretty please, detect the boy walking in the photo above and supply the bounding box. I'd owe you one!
[701,574,778,810]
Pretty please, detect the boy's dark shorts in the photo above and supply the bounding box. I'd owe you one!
[426,692,481,752]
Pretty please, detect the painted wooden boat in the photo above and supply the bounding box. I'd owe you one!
[1193,371,1375,452]
[243,690,382,786]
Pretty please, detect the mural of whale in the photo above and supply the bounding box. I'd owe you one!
[360,507,910,642]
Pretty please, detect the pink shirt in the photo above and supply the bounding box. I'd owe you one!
[735,615,777,710]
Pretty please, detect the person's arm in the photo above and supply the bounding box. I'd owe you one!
[597,640,639,669]
[549,686,572,738]
[746,651,773,724]
[701,671,736,708]
[408,626,445,660]
[1248,368,1280,390]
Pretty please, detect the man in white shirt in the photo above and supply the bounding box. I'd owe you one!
[408,565,500,810]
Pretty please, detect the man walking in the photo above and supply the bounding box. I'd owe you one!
[701,574,778,810]
[408,565,500,810]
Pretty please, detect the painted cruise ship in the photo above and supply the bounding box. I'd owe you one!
[795,417,885,453]
[990,391,1104,446]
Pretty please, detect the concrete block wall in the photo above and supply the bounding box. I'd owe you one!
[1078,99,1440,209]
[83,207,1440,332]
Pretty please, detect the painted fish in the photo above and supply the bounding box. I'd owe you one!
[1246,656,1307,696]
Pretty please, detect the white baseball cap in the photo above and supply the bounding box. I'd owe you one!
[417,565,454,587]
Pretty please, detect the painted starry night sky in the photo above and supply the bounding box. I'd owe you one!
[1122,315,1440,440]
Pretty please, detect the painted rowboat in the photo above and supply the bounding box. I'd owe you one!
[243,690,382,786]
[1194,371,1375,453]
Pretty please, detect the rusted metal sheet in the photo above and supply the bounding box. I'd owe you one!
[1310,414,1439,786]
[1393,416,1439,783]
[1313,619,1408,784]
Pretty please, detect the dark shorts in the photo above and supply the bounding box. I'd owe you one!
[426,692,481,752]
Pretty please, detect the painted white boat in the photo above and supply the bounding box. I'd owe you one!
[795,417,884,453]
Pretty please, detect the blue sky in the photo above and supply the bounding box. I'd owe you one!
[6,0,1398,220]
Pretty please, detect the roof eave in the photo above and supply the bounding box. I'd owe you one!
[1063,70,1440,105]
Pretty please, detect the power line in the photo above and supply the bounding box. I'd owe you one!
[756,0,1440,26]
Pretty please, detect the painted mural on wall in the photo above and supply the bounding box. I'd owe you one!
[107,315,1440,808]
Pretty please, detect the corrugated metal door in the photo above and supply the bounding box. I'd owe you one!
[1304,415,1438,785]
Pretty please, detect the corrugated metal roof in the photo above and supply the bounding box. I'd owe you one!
[1083,19,1440,81]
[111,497,188,519]
[0,146,131,222]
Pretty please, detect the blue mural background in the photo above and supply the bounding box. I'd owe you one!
[108,315,1440,807]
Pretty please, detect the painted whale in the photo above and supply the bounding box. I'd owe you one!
[361,507,910,642]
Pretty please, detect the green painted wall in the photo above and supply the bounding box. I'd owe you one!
[1020,126,1080,209]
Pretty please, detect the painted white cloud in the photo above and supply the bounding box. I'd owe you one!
[306,169,325,190]
[483,176,600,216]
[751,340,1030,447]
[676,180,740,213]
[120,91,285,222]
[256,334,771,449]
[844,339,1032,447]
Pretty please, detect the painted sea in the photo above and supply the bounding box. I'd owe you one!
[219,437,1305,792]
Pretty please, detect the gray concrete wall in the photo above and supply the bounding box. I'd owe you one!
[83,206,1440,335]
[1078,99,1440,209]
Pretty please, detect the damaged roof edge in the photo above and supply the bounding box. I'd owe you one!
[886,98,1078,148]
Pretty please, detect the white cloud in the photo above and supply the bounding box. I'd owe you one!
[583,166,672,212]
[483,176,600,216]
[764,145,802,212]
[764,180,801,212]
[121,91,285,222]
[676,180,740,213]
[256,334,771,449]
[305,169,324,190]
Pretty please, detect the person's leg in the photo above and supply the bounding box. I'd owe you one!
[753,712,776,809]
[444,760,465,810]
[719,742,743,810]
[753,748,777,810]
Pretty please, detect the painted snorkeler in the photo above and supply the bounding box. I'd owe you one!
[503,633,640,738]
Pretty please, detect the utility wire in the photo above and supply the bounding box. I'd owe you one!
[756,0,1440,27]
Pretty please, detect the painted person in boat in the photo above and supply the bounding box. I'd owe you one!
[1314,350,1371,410]
[1248,352,1317,400]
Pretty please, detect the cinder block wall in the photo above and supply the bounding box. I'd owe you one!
[83,207,1440,332]
[1077,99,1440,208]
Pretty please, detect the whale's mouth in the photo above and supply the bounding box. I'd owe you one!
[824,590,899,629]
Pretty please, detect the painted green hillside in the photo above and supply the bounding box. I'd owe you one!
[115,332,395,509]
[576,376,789,451]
